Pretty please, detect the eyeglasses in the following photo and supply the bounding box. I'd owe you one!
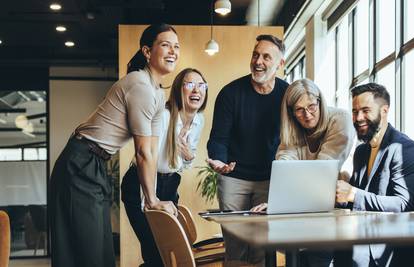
[183,81,208,92]
[293,100,319,117]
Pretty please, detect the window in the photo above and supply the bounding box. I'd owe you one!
[376,63,396,126]
[330,0,414,131]
[354,0,369,76]
[377,0,395,60]
[405,0,414,42]
[0,149,22,161]
[322,30,337,106]
[38,148,47,160]
[285,54,306,83]
[404,50,414,138]
[0,148,46,161]
[336,15,350,109]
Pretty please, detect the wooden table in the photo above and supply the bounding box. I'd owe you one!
[202,210,414,266]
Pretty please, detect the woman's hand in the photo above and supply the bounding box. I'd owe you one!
[250,203,268,212]
[177,135,194,161]
[145,199,178,217]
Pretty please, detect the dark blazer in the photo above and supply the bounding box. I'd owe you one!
[349,124,414,266]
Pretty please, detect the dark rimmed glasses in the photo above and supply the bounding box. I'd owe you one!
[183,81,208,92]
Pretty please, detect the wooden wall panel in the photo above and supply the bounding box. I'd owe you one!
[119,25,284,267]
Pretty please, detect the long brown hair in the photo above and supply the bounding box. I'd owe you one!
[165,68,208,168]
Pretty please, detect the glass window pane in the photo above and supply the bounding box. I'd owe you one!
[337,16,351,109]
[319,30,336,106]
[376,63,396,126]
[404,50,414,138]
[354,0,370,75]
[38,148,47,160]
[357,78,370,86]
[377,0,395,60]
[0,149,22,161]
[24,148,38,160]
[293,65,299,81]
[303,57,307,78]
[405,0,414,42]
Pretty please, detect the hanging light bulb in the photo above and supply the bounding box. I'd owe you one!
[205,0,219,56]
[205,39,219,55]
[214,0,231,15]
[15,115,28,129]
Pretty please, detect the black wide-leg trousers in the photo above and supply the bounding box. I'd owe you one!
[50,137,115,267]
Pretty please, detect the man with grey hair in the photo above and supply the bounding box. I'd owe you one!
[207,34,288,266]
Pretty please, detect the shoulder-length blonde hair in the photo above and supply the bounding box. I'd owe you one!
[280,78,329,147]
[165,68,208,169]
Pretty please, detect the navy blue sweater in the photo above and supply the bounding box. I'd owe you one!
[207,75,289,181]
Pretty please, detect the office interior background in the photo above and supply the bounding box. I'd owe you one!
[0,0,413,266]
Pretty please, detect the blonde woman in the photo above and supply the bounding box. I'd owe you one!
[252,78,354,267]
[121,68,208,266]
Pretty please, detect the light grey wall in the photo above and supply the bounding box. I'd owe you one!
[49,66,116,169]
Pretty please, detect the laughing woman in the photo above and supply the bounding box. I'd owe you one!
[121,68,208,266]
[252,78,355,267]
[49,23,179,267]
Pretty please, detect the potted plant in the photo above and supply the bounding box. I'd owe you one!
[196,165,218,203]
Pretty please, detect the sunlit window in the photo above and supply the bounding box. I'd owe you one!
[336,16,350,109]
[38,148,47,160]
[405,0,414,42]
[404,50,414,138]
[285,55,305,83]
[293,63,302,81]
[24,148,39,160]
[376,63,396,126]
[354,0,369,75]
[285,73,292,83]
[0,149,22,161]
[377,0,395,60]
[322,30,336,106]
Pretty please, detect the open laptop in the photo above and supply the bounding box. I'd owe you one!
[200,160,339,217]
[265,159,339,214]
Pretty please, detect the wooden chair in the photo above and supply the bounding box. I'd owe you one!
[146,209,224,267]
[177,205,225,256]
[177,205,285,267]
[0,210,10,267]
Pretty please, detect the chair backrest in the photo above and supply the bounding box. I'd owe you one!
[178,205,197,244]
[28,205,47,232]
[0,210,11,267]
[145,210,195,267]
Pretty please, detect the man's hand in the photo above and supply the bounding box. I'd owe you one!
[145,199,178,217]
[251,203,268,212]
[336,180,356,203]
[206,158,236,174]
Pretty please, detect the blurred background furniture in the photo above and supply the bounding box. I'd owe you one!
[0,210,11,267]
[28,205,47,256]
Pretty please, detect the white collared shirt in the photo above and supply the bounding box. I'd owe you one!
[157,109,204,173]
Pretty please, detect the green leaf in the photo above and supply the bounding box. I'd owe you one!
[195,164,218,203]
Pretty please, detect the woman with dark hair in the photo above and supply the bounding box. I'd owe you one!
[121,68,208,266]
[49,23,179,267]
